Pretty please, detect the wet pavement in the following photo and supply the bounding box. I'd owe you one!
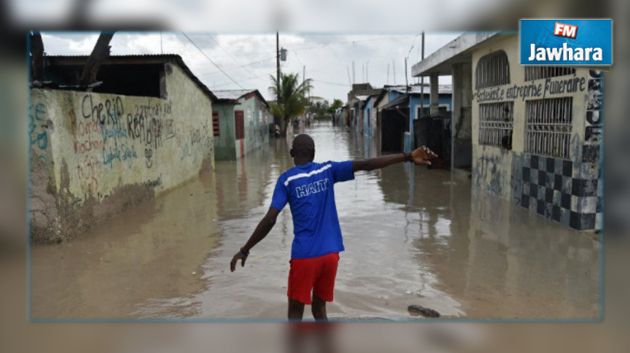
[31,122,600,320]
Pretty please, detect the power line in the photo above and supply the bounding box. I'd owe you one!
[290,35,409,51]
[212,75,268,89]
[180,32,244,89]
[201,33,262,80]
[311,78,348,87]
[196,56,276,78]
[407,31,422,57]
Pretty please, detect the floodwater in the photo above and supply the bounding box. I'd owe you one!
[31,122,600,320]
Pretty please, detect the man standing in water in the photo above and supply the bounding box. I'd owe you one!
[230,134,437,321]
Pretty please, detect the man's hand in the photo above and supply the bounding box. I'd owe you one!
[411,146,438,166]
[228,208,279,273]
[230,250,248,272]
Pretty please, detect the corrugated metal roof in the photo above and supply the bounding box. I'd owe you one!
[46,54,181,58]
[213,89,256,100]
[381,94,409,110]
[212,89,269,107]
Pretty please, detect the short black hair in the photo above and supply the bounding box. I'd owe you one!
[291,134,315,161]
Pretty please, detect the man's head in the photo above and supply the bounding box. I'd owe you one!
[290,134,315,164]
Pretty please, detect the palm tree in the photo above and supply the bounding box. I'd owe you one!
[269,73,313,136]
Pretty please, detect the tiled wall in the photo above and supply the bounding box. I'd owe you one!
[518,70,604,232]
[519,154,601,230]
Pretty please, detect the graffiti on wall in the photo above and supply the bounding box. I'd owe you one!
[31,88,214,204]
[473,75,587,103]
[29,102,49,161]
[71,94,184,197]
[472,150,508,196]
[180,120,212,161]
[583,70,604,164]
[77,94,175,171]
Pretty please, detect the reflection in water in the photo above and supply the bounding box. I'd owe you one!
[31,176,220,318]
[31,122,600,319]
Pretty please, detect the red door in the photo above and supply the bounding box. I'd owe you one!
[235,110,244,140]
[235,110,245,157]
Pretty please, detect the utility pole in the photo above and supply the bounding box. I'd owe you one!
[386,63,390,84]
[405,57,409,93]
[392,60,396,84]
[418,32,426,152]
[346,65,352,86]
[419,32,425,120]
[410,31,425,151]
[276,31,281,102]
[352,61,355,84]
[362,63,365,82]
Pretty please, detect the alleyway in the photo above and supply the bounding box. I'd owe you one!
[31,122,600,320]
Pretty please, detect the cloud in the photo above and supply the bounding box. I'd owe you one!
[40,31,460,101]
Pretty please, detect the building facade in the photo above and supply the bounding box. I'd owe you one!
[212,90,271,160]
[30,55,217,242]
[413,33,604,231]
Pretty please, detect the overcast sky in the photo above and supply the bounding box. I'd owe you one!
[41,32,460,102]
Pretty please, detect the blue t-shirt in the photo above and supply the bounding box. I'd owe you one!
[270,160,355,259]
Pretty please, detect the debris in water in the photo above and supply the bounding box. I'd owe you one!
[407,305,440,318]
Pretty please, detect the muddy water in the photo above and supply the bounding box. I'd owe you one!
[31,122,600,320]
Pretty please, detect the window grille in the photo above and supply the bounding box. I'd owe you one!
[479,102,513,149]
[524,66,576,81]
[475,51,510,89]
[525,97,573,159]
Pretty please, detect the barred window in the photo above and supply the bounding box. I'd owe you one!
[212,112,220,137]
[479,102,513,149]
[525,97,573,159]
[475,51,510,89]
[524,66,576,81]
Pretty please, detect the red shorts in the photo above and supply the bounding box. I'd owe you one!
[287,252,340,305]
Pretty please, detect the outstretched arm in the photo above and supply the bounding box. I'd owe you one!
[230,207,280,272]
[352,146,438,172]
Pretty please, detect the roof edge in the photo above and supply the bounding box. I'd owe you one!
[411,32,500,77]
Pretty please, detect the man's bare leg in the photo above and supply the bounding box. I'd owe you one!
[288,299,305,321]
[311,294,328,321]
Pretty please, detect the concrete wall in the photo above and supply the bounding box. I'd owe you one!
[362,97,376,137]
[29,63,215,242]
[470,34,603,230]
[451,62,473,169]
[213,103,237,161]
[242,96,270,157]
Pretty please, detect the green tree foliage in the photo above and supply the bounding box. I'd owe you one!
[328,99,344,114]
[308,98,330,120]
[269,73,312,135]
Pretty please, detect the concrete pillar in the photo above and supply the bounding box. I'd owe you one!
[430,73,439,116]
[450,63,473,171]
[450,65,461,171]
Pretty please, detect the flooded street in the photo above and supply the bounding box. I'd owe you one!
[31,122,600,320]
